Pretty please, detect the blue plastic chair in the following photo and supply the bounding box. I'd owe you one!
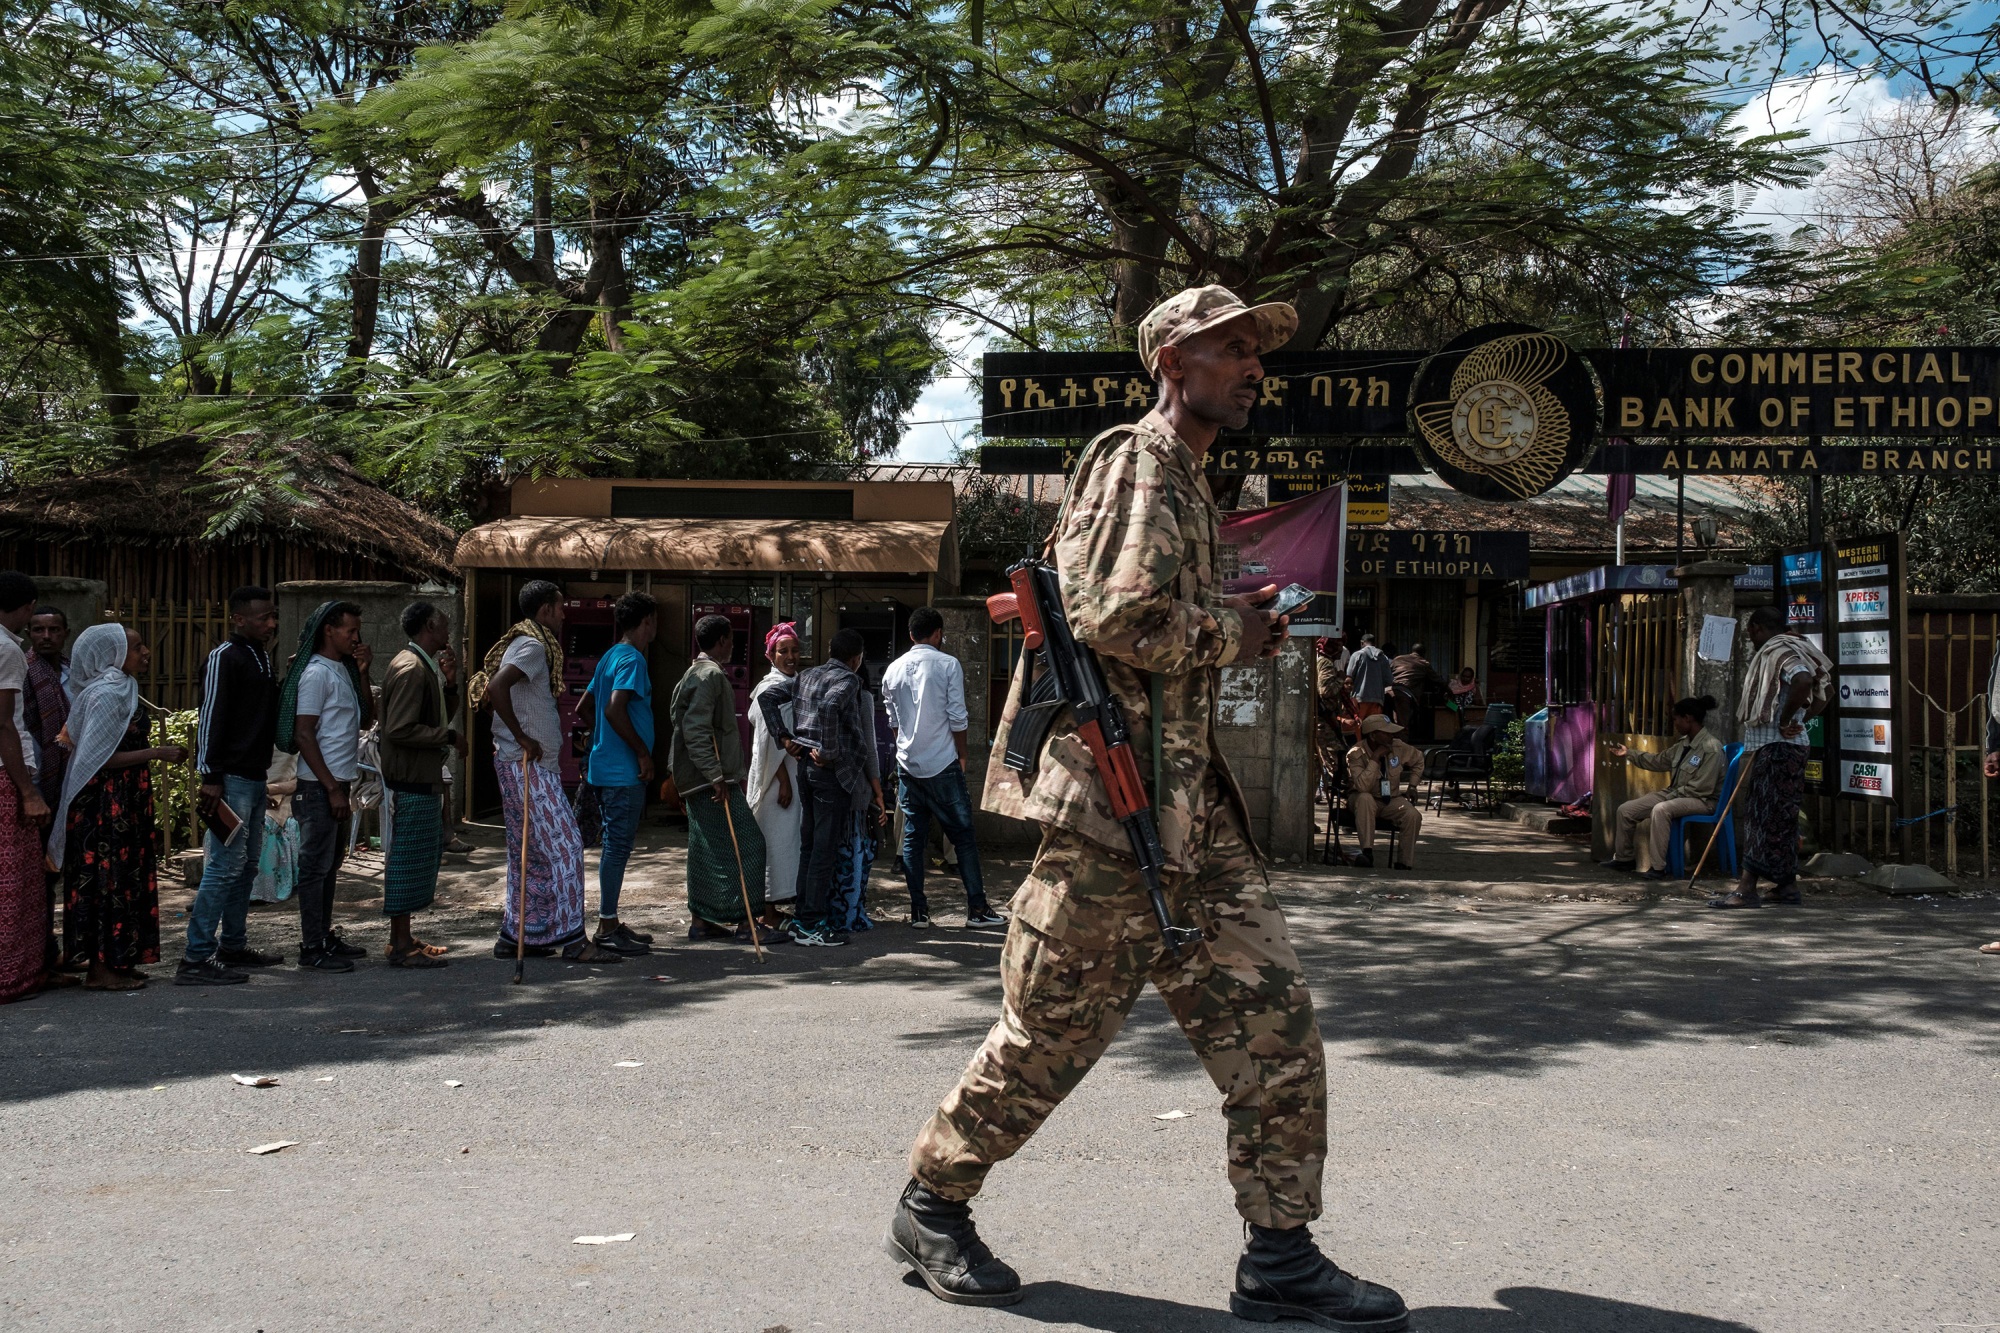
[1667,743,1746,878]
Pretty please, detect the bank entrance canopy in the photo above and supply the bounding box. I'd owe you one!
[454,478,958,584]
[976,327,2000,497]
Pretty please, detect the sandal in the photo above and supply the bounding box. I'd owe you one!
[387,946,449,969]
[561,940,623,965]
[1979,942,2000,955]
[1707,890,1764,909]
[386,940,448,958]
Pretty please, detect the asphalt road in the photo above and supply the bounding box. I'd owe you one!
[2,816,1996,1333]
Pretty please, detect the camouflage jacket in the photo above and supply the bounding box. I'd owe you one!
[982,410,1261,872]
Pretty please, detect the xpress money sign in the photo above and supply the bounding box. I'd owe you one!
[981,327,2000,499]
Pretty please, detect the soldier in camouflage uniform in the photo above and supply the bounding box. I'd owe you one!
[886,286,1409,1331]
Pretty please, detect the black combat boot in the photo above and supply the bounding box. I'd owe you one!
[885,1178,1023,1306]
[1231,1223,1409,1330]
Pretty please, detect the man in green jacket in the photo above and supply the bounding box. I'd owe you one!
[669,614,780,945]
[1606,694,1727,879]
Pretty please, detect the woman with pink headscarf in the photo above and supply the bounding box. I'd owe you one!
[746,622,803,925]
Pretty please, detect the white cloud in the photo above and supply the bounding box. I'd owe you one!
[1726,67,1900,234]
[896,315,986,463]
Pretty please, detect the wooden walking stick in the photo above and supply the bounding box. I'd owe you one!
[512,752,532,984]
[1684,748,1757,893]
[718,781,767,964]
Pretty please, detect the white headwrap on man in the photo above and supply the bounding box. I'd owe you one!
[48,623,140,871]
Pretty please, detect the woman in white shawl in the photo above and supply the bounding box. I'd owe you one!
[747,622,803,928]
[53,625,186,990]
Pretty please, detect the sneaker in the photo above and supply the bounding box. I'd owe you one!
[324,932,367,959]
[908,913,933,930]
[216,946,282,968]
[592,924,651,956]
[175,957,248,986]
[298,949,355,973]
[793,927,848,948]
[965,910,1005,928]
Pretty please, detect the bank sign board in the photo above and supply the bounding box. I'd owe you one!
[1827,534,1906,805]
[981,336,2000,500]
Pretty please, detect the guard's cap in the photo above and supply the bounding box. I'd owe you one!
[1359,715,1405,737]
[1137,285,1298,378]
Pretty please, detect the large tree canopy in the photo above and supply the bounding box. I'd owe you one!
[1,0,1994,527]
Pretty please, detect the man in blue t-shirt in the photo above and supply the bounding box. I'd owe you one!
[577,592,658,954]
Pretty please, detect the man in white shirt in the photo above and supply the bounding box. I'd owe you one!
[881,607,999,928]
[483,581,615,965]
[286,600,373,972]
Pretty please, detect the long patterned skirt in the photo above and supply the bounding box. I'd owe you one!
[61,766,161,970]
[495,759,586,948]
[381,787,443,916]
[685,786,766,927]
[1741,741,1808,884]
[0,772,47,1003]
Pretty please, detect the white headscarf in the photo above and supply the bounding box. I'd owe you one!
[49,624,140,870]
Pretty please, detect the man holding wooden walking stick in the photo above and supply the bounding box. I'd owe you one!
[1712,605,1832,909]
[670,615,785,949]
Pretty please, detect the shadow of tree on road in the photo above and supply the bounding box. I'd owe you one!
[2,858,1994,1104]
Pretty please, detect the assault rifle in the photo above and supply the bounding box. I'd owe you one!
[987,559,1202,954]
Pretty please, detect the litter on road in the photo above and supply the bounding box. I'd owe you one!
[246,1141,299,1156]
[231,1074,279,1088]
[445,1080,464,1087]
[572,1234,636,1245]
[612,1060,643,1068]
[1154,1109,1192,1120]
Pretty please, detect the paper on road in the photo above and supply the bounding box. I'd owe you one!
[572,1234,636,1245]
[246,1141,299,1155]
[231,1074,280,1088]
[1153,1109,1192,1120]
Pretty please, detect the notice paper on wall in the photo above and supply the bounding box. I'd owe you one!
[1697,614,1738,663]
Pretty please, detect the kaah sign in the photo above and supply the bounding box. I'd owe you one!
[981,329,2000,500]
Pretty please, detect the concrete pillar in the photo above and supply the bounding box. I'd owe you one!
[1674,561,1746,742]
[1269,636,1316,861]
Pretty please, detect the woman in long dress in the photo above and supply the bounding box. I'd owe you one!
[747,623,802,928]
[53,625,186,992]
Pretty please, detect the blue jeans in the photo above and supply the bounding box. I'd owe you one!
[596,783,645,919]
[897,761,988,918]
[185,775,267,961]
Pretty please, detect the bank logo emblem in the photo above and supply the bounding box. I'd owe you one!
[1410,324,1598,501]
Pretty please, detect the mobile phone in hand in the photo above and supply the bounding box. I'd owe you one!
[1265,583,1315,617]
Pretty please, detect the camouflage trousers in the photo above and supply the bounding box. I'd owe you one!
[908,800,1326,1228]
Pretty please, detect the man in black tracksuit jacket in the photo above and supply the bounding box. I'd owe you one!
[177,586,283,985]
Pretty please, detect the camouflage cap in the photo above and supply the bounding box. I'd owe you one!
[1359,714,1405,737]
[1138,284,1298,377]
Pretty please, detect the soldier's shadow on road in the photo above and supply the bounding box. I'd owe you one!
[997,1279,1761,1331]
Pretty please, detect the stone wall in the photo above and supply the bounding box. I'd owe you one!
[276,580,465,786]
[30,577,106,636]
[934,595,1316,861]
